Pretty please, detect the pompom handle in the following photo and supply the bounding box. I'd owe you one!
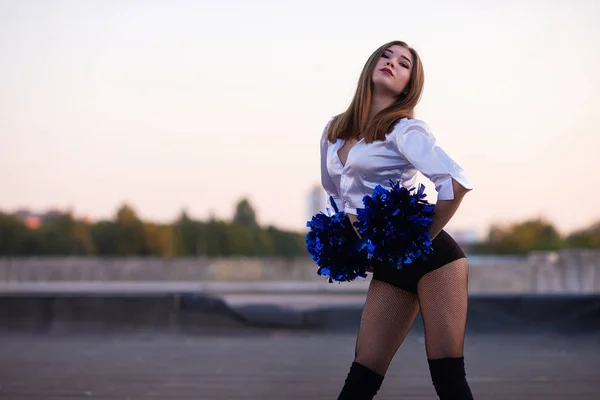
[329,195,339,214]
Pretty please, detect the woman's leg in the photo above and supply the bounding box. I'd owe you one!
[337,279,419,399]
[417,257,474,399]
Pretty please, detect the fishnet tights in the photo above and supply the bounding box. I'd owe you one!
[418,258,469,360]
[354,258,469,375]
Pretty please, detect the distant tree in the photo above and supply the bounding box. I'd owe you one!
[265,225,306,258]
[474,218,563,255]
[90,221,118,255]
[233,198,258,228]
[196,222,209,256]
[0,212,43,255]
[114,204,148,255]
[72,221,96,254]
[566,220,600,249]
[227,223,258,256]
[38,212,95,255]
[0,199,315,258]
[256,229,277,256]
[205,217,229,256]
[144,222,172,257]
[173,209,201,256]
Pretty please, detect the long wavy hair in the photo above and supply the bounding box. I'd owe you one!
[326,40,425,144]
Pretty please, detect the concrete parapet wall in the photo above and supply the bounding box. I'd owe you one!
[0,257,318,282]
[0,249,599,294]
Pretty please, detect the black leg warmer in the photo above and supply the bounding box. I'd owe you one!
[337,361,385,400]
[428,357,474,400]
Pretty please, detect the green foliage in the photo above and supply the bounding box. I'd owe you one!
[172,210,198,255]
[39,212,96,255]
[470,217,599,255]
[232,198,258,228]
[4,199,597,257]
[90,221,118,255]
[265,225,306,258]
[114,204,148,255]
[0,198,309,257]
[0,213,44,255]
[565,221,600,249]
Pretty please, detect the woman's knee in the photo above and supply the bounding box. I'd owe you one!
[354,351,393,376]
[426,345,464,360]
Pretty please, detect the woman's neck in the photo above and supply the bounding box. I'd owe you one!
[367,93,395,122]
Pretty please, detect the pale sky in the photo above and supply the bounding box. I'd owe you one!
[1,0,599,238]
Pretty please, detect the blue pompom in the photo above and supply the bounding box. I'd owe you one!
[354,181,435,269]
[306,196,368,283]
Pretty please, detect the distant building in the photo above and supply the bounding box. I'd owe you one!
[12,208,68,229]
[14,209,42,229]
[306,184,327,223]
[23,215,41,229]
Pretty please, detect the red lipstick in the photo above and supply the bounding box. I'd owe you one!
[379,68,393,76]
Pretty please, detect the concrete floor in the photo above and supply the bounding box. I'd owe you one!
[0,330,598,400]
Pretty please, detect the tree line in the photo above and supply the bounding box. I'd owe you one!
[469,218,599,255]
[0,198,598,257]
[0,199,306,257]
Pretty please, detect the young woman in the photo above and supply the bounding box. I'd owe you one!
[319,40,475,399]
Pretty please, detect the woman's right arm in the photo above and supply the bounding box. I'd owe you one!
[320,120,343,212]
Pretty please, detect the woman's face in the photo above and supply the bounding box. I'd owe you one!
[371,44,413,96]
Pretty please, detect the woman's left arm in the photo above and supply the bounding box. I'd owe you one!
[427,179,471,240]
[396,120,473,240]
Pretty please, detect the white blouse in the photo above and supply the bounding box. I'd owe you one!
[320,117,473,215]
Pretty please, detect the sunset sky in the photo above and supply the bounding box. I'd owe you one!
[1,0,599,237]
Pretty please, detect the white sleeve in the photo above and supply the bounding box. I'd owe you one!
[396,120,473,200]
[320,120,343,211]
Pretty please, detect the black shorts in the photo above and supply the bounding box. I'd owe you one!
[371,229,466,293]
